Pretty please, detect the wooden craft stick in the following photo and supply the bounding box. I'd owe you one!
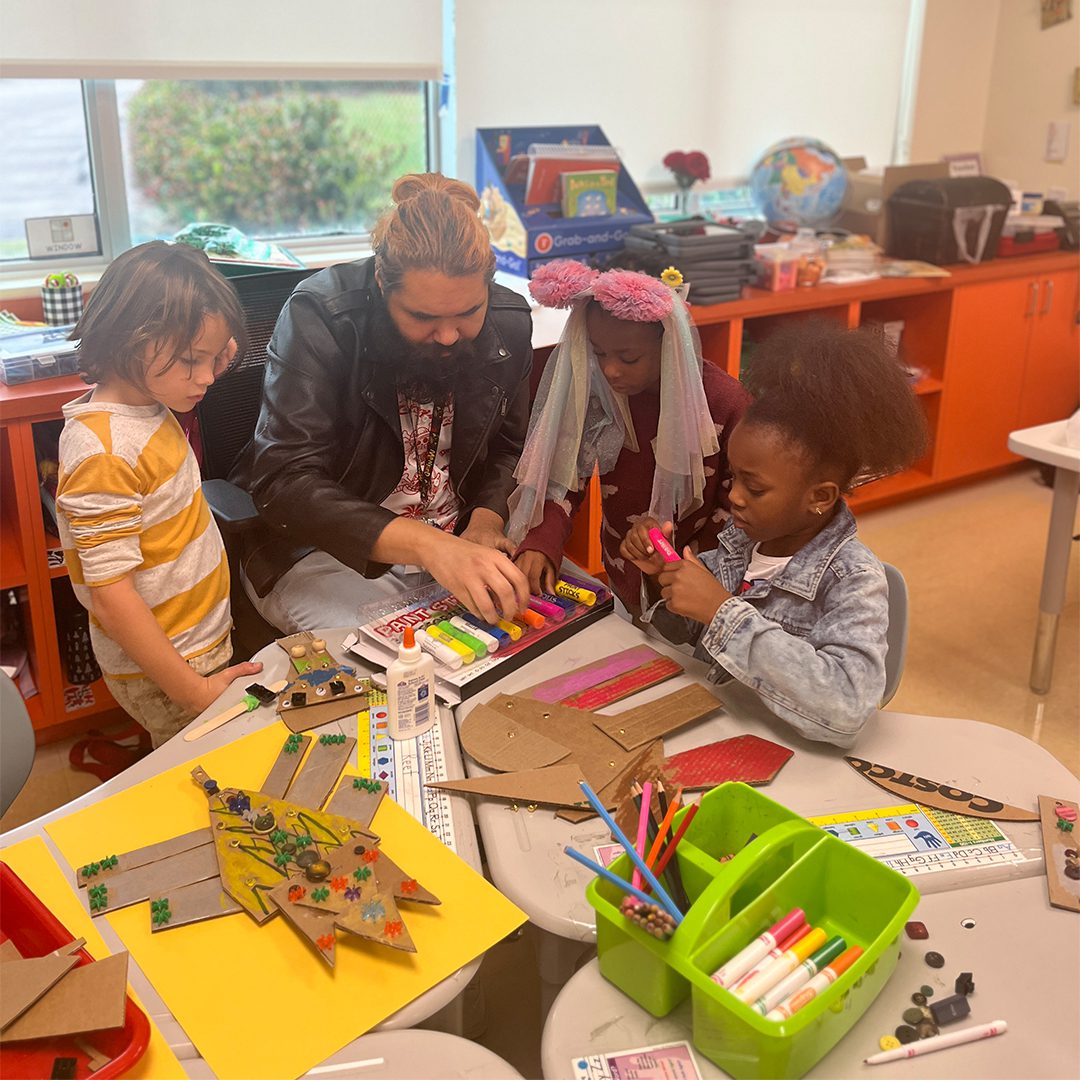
[183,680,288,741]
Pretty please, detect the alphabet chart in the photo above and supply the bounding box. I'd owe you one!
[808,803,1028,880]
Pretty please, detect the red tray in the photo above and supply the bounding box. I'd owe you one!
[0,863,150,1079]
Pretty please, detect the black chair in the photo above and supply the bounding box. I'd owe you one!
[197,268,315,656]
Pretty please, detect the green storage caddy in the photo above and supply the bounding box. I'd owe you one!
[586,782,919,1078]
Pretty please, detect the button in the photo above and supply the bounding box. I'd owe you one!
[304,859,331,882]
[920,984,934,997]
[296,850,319,868]
[904,921,928,939]
[915,1020,939,1039]
[878,1036,901,1051]
[925,951,945,968]
[894,1025,918,1044]
[911,992,927,1006]
[902,1007,924,1025]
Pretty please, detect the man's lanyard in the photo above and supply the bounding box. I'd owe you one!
[415,396,446,507]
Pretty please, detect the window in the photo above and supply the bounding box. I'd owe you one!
[0,79,431,268]
[0,80,95,261]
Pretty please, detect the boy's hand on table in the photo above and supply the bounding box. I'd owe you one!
[182,660,264,714]
[658,548,732,625]
[620,517,672,577]
[514,549,557,596]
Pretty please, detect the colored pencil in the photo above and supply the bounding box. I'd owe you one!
[632,780,653,890]
[645,785,683,869]
[577,781,683,923]
[651,802,699,881]
[563,846,659,908]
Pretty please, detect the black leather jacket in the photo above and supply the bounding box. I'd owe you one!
[230,258,533,596]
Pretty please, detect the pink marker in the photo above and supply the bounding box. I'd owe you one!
[527,596,565,622]
[711,909,806,989]
[725,923,813,990]
[647,527,681,563]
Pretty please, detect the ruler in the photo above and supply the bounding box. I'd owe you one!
[362,691,456,852]
[809,803,1026,877]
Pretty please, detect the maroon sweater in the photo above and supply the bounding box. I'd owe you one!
[516,363,751,615]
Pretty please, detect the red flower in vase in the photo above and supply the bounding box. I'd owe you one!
[663,149,711,189]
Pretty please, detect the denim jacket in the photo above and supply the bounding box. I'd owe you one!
[644,502,887,747]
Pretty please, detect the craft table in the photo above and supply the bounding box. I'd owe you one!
[541,873,1079,1079]
[452,614,1080,1006]
[1007,419,1080,693]
[0,629,489,1075]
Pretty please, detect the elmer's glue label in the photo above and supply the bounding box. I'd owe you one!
[386,627,437,740]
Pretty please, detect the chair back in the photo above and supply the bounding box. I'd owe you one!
[881,562,908,706]
[197,268,315,481]
[1,673,35,817]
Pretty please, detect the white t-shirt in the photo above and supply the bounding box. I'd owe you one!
[739,544,792,593]
[381,392,461,532]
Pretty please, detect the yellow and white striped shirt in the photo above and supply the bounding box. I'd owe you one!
[56,390,230,677]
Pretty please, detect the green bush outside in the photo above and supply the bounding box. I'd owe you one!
[127,82,424,236]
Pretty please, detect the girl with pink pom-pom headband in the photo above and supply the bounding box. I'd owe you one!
[507,261,720,545]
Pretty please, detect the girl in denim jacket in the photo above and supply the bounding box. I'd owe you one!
[622,320,927,747]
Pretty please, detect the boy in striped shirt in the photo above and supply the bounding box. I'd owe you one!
[57,242,261,746]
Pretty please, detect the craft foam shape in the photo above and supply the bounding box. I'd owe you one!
[0,951,129,1043]
[593,683,724,751]
[0,950,79,1030]
[663,734,794,790]
[844,757,1040,821]
[1037,795,1080,913]
[426,764,590,808]
[522,645,676,703]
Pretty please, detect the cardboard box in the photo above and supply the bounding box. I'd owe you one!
[837,157,950,247]
[476,125,653,276]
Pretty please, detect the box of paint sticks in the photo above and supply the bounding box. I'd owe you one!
[586,783,918,1079]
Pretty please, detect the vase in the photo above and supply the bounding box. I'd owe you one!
[675,185,696,219]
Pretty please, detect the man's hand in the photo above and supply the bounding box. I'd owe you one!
[620,517,672,577]
[182,660,264,715]
[421,530,530,624]
[514,549,557,596]
[657,547,732,625]
[459,506,515,555]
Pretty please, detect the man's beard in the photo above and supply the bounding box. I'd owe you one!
[370,294,479,402]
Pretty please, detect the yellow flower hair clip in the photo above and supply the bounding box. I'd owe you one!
[660,266,684,288]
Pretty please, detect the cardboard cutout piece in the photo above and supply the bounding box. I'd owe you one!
[523,645,682,708]
[1038,795,1080,913]
[592,684,723,751]
[844,757,1039,820]
[663,735,793,790]
[426,764,589,808]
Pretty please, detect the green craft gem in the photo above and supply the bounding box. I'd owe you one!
[295,834,312,848]
[312,886,330,902]
[353,867,371,881]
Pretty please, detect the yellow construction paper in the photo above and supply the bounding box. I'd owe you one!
[46,722,526,1080]
[0,834,185,1080]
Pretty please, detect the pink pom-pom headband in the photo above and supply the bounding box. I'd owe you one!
[529,260,675,322]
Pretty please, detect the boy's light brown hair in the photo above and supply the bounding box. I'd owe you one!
[72,241,247,388]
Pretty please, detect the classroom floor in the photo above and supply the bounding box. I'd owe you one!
[1,464,1076,1077]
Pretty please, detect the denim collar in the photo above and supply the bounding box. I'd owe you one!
[715,501,858,600]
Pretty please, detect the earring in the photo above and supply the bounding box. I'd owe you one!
[814,507,823,515]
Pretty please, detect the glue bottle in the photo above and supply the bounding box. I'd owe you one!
[386,627,437,740]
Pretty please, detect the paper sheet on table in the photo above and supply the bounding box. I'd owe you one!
[0,835,185,1080]
[47,722,526,1080]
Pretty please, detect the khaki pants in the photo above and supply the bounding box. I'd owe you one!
[103,638,234,748]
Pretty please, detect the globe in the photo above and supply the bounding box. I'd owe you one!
[750,138,848,228]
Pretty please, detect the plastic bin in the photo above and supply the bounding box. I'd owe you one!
[587,783,918,1078]
[0,864,150,1079]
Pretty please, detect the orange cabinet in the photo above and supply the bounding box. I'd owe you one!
[1017,269,1079,430]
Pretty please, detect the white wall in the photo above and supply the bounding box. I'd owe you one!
[981,0,1080,196]
[454,0,913,187]
[910,0,1000,163]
